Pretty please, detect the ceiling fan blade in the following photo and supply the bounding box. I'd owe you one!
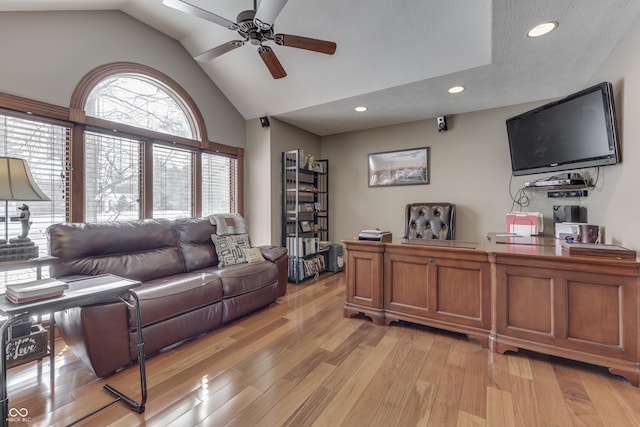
[195,41,245,62]
[274,34,336,55]
[258,46,287,79]
[254,0,288,30]
[163,0,239,30]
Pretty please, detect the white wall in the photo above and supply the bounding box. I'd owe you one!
[320,14,640,251]
[321,105,542,243]
[245,118,272,245]
[245,117,320,246]
[583,14,640,249]
[0,11,245,147]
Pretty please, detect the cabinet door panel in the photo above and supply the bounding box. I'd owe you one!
[436,263,483,320]
[506,274,553,334]
[348,249,383,309]
[385,254,430,315]
[384,253,490,328]
[567,279,621,346]
[496,264,636,360]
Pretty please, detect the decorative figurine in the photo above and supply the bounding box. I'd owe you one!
[303,154,315,171]
[16,203,31,238]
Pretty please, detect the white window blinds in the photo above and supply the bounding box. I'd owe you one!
[0,111,69,285]
[152,144,194,219]
[202,152,237,215]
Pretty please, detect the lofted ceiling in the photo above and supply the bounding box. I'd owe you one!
[1,0,640,136]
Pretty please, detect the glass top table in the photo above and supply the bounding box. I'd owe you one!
[0,274,144,427]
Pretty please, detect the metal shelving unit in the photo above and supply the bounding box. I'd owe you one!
[282,149,329,283]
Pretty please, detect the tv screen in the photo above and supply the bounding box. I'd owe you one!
[506,82,620,176]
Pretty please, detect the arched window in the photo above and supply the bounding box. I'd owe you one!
[85,74,196,139]
[72,62,239,221]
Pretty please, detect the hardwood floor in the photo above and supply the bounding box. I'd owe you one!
[8,272,640,426]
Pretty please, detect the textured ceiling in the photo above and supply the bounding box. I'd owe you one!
[2,0,640,136]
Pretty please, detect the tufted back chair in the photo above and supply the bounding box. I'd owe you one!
[404,202,456,240]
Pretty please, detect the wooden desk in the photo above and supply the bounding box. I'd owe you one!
[343,238,640,386]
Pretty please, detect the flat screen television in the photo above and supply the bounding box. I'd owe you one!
[506,82,620,176]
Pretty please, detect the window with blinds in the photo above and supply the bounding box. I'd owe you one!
[84,131,142,222]
[202,152,237,215]
[82,70,239,223]
[0,111,69,285]
[153,144,194,219]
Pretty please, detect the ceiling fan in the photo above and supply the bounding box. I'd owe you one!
[163,0,337,79]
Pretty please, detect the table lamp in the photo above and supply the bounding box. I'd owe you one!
[0,157,50,246]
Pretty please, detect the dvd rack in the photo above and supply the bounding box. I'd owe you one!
[282,149,329,283]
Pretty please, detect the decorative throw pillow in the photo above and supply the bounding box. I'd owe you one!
[209,213,249,236]
[243,247,265,263]
[211,233,251,266]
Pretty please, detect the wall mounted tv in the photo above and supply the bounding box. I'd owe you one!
[506,82,620,176]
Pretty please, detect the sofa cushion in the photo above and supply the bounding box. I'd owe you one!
[222,282,279,323]
[173,217,219,271]
[55,247,185,283]
[129,272,223,328]
[48,219,184,280]
[216,261,279,298]
[48,218,176,259]
[243,247,266,263]
[211,234,251,267]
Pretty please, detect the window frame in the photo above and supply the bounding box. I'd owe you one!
[70,62,243,221]
[0,62,244,224]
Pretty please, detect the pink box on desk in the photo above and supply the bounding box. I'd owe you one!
[506,212,543,236]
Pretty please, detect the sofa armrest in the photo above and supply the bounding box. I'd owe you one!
[258,246,288,297]
[258,246,288,263]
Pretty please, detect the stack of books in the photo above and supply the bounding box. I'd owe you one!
[561,242,637,260]
[358,229,392,242]
[5,278,69,304]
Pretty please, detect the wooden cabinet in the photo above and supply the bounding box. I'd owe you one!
[492,253,640,385]
[343,238,640,386]
[343,240,491,344]
[383,244,491,347]
[343,240,385,325]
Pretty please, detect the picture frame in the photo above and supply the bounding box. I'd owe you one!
[368,147,429,187]
[299,220,312,233]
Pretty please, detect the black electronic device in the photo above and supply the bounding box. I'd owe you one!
[553,205,586,224]
[506,82,620,176]
[326,243,344,273]
[437,115,447,132]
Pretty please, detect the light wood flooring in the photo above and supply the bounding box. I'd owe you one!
[7,272,640,426]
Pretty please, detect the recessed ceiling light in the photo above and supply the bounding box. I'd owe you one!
[527,21,558,38]
[448,86,465,94]
[355,106,368,112]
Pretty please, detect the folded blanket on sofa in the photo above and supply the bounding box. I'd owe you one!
[209,213,248,235]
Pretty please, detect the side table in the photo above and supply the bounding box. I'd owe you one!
[0,274,145,427]
[0,256,58,381]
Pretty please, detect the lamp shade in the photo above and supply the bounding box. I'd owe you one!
[0,157,50,201]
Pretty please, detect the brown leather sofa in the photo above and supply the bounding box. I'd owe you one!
[47,217,288,377]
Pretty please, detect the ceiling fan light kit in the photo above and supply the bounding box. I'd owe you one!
[164,0,337,79]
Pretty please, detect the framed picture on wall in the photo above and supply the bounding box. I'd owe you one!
[368,147,429,187]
